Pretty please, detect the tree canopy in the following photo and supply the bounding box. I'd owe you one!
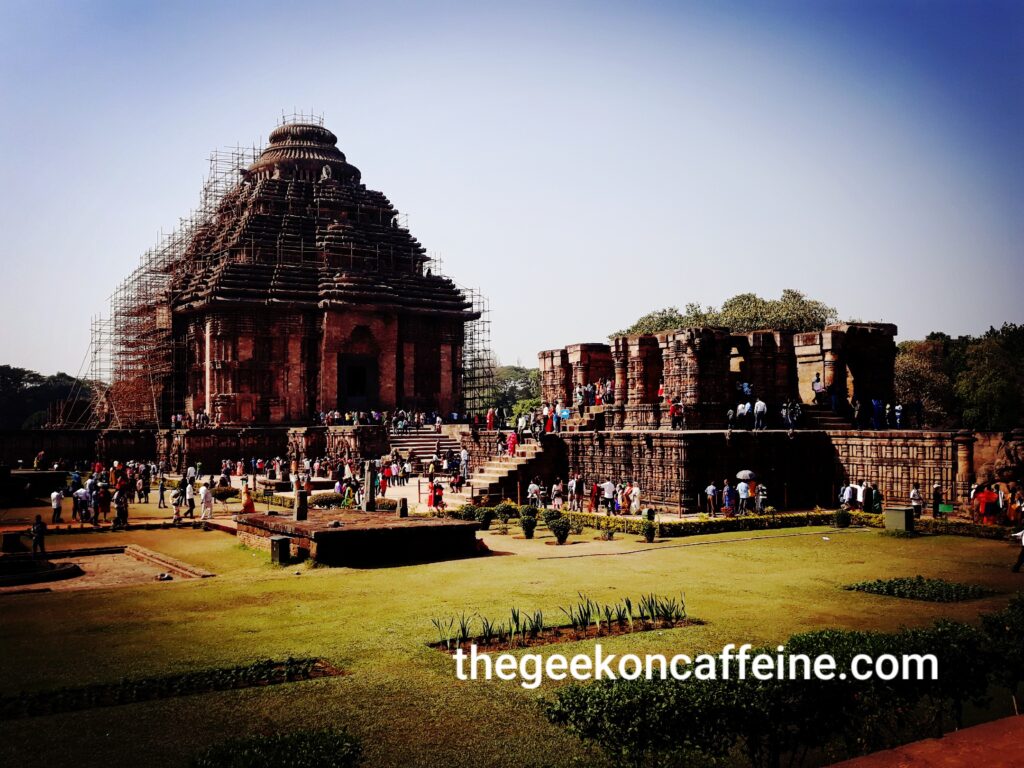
[614,289,839,336]
[894,324,1023,431]
[0,365,90,429]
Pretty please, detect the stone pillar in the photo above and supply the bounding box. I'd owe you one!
[439,343,453,414]
[402,341,416,402]
[612,342,629,430]
[361,460,377,512]
[954,431,975,503]
[294,489,308,521]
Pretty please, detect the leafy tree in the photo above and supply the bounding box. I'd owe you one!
[614,289,838,336]
[893,340,955,427]
[954,329,1023,431]
[0,365,90,429]
[486,365,539,412]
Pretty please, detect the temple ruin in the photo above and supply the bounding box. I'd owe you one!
[86,116,490,430]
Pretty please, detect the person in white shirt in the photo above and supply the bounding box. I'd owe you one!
[199,483,214,520]
[737,481,750,513]
[50,489,64,524]
[842,483,855,507]
[184,481,196,518]
[629,483,641,513]
[601,479,616,513]
[753,398,767,430]
[909,483,923,519]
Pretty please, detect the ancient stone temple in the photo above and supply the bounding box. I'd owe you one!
[539,323,897,429]
[101,120,479,427]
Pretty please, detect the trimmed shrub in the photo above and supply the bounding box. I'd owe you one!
[520,515,537,539]
[309,492,353,509]
[475,507,496,530]
[494,501,519,521]
[641,519,657,543]
[548,516,571,544]
[544,616,1003,766]
[845,576,996,602]
[542,508,563,527]
[190,727,362,768]
[210,486,240,502]
[835,506,851,528]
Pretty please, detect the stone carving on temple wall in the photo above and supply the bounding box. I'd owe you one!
[988,431,1024,485]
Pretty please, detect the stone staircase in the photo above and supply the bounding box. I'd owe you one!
[561,405,606,432]
[799,404,852,431]
[468,442,545,505]
[387,427,461,469]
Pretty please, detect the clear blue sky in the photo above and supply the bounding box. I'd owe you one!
[1,0,1021,375]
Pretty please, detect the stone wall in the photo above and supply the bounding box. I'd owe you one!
[287,425,390,463]
[159,427,290,473]
[0,429,101,467]
[0,429,158,467]
[560,430,835,511]
[828,430,963,507]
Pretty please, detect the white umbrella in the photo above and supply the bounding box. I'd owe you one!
[735,470,757,481]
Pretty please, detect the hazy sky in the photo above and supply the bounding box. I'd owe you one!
[1,0,1021,376]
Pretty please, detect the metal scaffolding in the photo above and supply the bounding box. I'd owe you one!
[83,143,262,428]
[70,115,493,426]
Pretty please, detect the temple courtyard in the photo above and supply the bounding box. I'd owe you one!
[0,510,1021,768]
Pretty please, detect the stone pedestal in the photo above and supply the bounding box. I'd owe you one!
[294,490,308,521]
[884,505,915,532]
[270,535,291,565]
[397,497,409,518]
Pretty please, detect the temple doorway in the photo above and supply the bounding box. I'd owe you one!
[338,353,378,411]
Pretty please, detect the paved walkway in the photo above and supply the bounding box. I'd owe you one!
[830,715,1024,767]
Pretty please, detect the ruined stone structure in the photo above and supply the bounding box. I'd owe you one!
[540,323,896,429]
[101,120,479,428]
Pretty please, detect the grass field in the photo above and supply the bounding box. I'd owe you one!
[1,509,1021,768]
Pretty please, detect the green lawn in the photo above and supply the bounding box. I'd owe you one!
[1,517,1021,767]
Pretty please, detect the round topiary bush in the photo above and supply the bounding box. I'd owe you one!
[494,501,519,521]
[456,503,478,521]
[520,515,537,539]
[541,508,563,527]
[835,506,851,528]
[548,516,571,544]
[641,519,657,543]
[475,507,496,530]
[210,486,240,502]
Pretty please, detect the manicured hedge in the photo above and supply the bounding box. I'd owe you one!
[190,728,362,768]
[849,510,1014,540]
[559,510,837,537]
[545,596,1024,767]
[0,658,333,721]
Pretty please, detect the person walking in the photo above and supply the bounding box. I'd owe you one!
[932,483,943,518]
[199,483,214,520]
[157,476,167,509]
[29,515,47,558]
[185,480,196,518]
[50,487,64,524]
[704,481,718,517]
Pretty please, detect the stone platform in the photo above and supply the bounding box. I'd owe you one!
[236,510,480,567]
